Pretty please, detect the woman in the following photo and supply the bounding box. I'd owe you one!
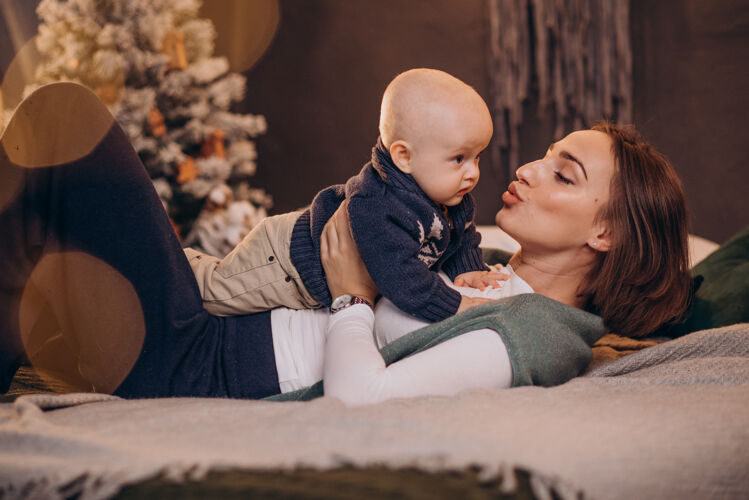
[0,83,690,405]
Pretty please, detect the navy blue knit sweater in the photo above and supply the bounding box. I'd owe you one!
[290,138,489,322]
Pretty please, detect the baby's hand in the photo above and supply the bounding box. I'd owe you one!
[454,270,510,291]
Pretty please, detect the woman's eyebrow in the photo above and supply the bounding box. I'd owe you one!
[550,143,588,180]
[561,151,588,180]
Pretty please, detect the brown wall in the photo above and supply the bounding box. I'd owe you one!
[3,0,748,242]
[243,0,749,243]
[629,0,749,242]
[239,0,502,220]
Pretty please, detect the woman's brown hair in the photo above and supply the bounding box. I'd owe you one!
[581,122,691,337]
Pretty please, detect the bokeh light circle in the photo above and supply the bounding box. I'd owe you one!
[199,0,280,73]
[20,251,145,394]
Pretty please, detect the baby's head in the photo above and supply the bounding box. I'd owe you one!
[379,68,493,207]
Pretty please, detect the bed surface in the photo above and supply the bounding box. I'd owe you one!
[2,322,748,500]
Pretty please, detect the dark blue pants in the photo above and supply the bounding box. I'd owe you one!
[0,93,279,399]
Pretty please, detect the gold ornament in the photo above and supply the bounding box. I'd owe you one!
[200,128,226,159]
[177,157,199,184]
[147,108,166,137]
[94,84,120,105]
[161,29,188,70]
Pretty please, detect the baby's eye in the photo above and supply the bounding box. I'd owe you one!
[555,171,573,185]
[454,155,464,164]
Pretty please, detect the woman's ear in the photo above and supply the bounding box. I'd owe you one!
[588,226,612,252]
[389,141,412,173]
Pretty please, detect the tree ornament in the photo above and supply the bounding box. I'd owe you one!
[162,28,188,71]
[203,184,233,212]
[147,108,166,138]
[177,157,199,184]
[95,83,121,106]
[200,128,226,159]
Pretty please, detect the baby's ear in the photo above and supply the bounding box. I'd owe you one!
[389,141,412,174]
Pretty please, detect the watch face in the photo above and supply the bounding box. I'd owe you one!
[330,294,353,312]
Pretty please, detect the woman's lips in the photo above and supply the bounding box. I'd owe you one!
[502,190,521,205]
[502,181,523,205]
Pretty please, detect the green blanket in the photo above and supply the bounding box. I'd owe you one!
[269,293,606,401]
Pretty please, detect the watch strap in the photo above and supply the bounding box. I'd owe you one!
[330,294,373,313]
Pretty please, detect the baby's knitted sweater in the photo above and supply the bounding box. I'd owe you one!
[290,138,488,322]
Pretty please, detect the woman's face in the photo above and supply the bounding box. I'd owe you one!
[495,130,615,252]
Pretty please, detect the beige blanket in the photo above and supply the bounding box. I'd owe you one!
[1,323,748,500]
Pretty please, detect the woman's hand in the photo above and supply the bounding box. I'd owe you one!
[457,296,493,313]
[321,201,379,304]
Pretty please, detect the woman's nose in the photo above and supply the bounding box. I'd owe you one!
[515,159,542,185]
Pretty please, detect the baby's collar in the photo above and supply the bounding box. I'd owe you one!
[370,137,418,191]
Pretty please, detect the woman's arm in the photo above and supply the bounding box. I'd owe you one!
[320,200,379,305]
[324,305,512,405]
[320,202,513,406]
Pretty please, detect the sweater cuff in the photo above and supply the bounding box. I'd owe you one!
[418,285,463,322]
[443,247,490,280]
[289,211,332,306]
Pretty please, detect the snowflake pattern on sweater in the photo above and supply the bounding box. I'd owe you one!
[416,214,445,267]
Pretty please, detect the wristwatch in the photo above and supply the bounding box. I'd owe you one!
[330,293,373,314]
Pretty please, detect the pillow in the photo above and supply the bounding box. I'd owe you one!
[477,224,746,337]
[481,247,513,267]
[659,224,749,337]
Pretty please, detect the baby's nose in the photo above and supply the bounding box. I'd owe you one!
[465,159,480,180]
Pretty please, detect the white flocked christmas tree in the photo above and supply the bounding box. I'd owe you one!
[19,0,272,256]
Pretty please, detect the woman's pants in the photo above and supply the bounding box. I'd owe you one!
[0,83,279,398]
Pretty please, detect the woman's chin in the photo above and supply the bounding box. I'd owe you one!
[494,208,509,229]
[495,210,522,242]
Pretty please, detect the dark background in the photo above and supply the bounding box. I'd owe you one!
[2,0,748,242]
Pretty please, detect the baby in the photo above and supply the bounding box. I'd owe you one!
[186,68,503,322]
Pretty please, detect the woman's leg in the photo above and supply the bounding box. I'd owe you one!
[0,83,279,398]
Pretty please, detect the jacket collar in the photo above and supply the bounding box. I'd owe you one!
[371,136,424,192]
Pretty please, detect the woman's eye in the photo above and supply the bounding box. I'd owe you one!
[555,171,573,185]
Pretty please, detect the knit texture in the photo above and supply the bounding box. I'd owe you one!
[289,138,488,321]
[267,293,606,401]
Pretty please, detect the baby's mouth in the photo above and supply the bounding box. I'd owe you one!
[457,184,475,196]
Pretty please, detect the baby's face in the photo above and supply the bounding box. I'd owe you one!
[407,106,492,207]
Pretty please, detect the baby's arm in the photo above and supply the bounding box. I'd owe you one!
[324,305,513,406]
[440,217,490,280]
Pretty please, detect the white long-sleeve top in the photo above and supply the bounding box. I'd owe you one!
[270,266,533,405]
